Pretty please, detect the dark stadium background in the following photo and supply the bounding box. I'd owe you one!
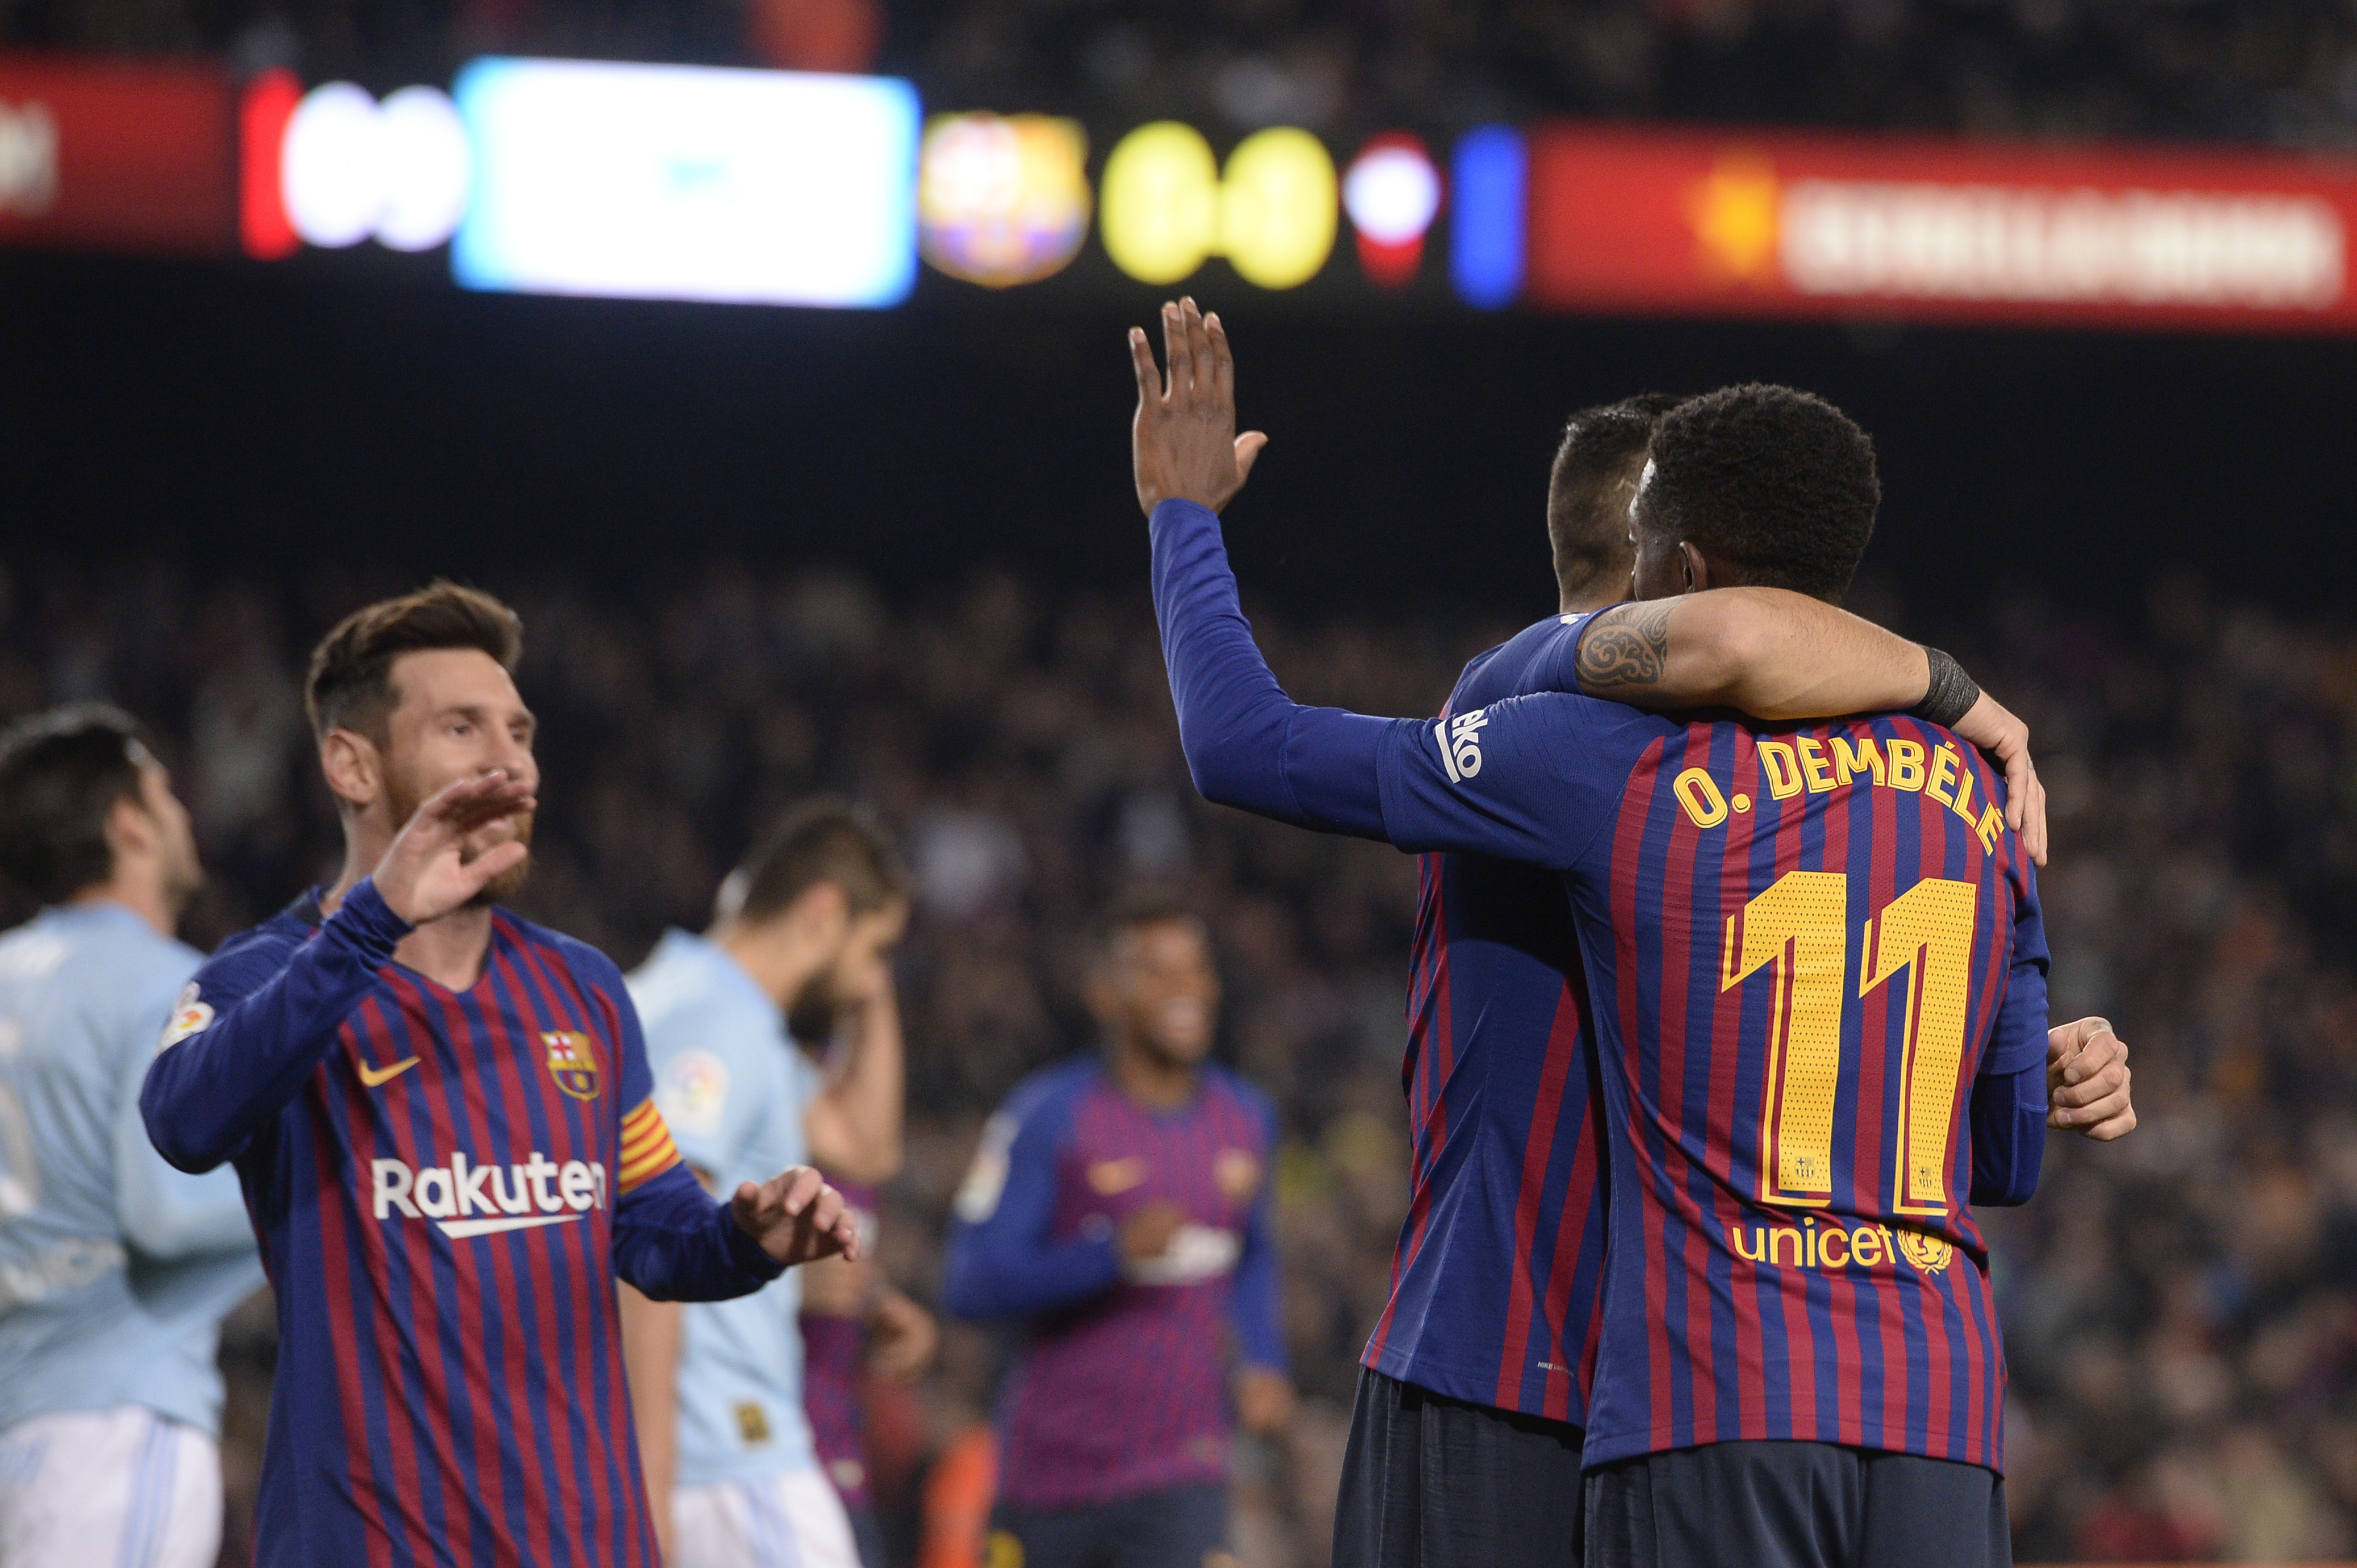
[12,1,2357,1561]
[7,253,2353,620]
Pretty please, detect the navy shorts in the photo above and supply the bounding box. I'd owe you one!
[988,1481,1229,1568]
[1585,1440,2011,1568]
[1331,1367,1585,1568]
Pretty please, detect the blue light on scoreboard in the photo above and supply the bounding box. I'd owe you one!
[1451,125,1526,310]
[451,58,918,307]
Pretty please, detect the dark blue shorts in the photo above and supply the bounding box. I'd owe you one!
[987,1481,1228,1568]
[1585,1440,2011,1568]
[1332,1367,1585,1568]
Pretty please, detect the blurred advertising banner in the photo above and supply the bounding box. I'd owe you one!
[451,58,918,307]
[1526,124,2357,331]
[0,54,234,255]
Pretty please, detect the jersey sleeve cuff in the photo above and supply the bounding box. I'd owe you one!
[329,878,415,962]
[1149,497,1222,536]
[723,1202,791,1285]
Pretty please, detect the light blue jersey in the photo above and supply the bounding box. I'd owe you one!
[0,902,262,1436]
[629,929,824,1487]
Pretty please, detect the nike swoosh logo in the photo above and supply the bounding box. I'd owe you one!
[357,1056,421,1088]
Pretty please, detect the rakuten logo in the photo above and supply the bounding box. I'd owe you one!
[372,1152,607,1240]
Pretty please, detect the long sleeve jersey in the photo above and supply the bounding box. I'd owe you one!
[0,902,262,1437]
[1149,499,2049,1472]
[137,880,783,1568]
[943,1056,1283,1508]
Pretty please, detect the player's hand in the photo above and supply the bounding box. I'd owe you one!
[1950,693,2047,867]
[865,1288,940,1383]
[733,1166,861,1266]
[1129,297,1268,517]
[1118,1200,1187,1263]
[1235,1367,1296,1436]
[2047,1017,2135,1140]
[372,770,537,924]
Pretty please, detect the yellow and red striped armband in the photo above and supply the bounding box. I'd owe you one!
[618,1098,683,1196]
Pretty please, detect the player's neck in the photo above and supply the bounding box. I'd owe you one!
[712,920,824,1012]
[1107,1039,1199,1111]
[67,875,175,939]
[325,846,495,992]
[1558,577,1627,616]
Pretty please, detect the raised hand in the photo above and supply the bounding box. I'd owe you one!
[371,770,537,925]
[732,1165,861,1266]
[2047,1017,2135,1140]
[1128,297,1269,517]
[1950,693,2048,866]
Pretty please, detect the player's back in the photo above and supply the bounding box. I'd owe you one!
[1367,612,1607,1423]
[1559,708,2047,1470]
[0,904,258,1434]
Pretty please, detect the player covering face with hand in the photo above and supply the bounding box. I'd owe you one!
[945,900,1289,1568]
[621,799,918,1568]
[1128,303,2133,1568]
[137,582,860,1568]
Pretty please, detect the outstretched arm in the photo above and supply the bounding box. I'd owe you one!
[1570,598,2046,864]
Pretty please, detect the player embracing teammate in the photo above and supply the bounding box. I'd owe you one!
[1128,299,2135,1567]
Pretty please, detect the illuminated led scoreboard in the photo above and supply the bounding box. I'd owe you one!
[9,48,2357,332]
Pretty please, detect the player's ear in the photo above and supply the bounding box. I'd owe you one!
[320,729,380,811]
[1678,540,1712,595]
[100,792,155,873]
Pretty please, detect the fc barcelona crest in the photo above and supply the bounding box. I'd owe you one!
[543,1031,600,1100]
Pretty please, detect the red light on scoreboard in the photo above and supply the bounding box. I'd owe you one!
[0,54,234,256]
[240,69,300,259]
[1526,124,2357,332]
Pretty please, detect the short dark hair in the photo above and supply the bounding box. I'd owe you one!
[305,581,524,743]
[0,704,156,904]
[1092,892,1208,964]
[1547,394,1684,597]
[1641,383,1880,603]
[725,798,910,924]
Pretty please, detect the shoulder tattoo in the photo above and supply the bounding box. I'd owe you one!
[1575,601,1674,693]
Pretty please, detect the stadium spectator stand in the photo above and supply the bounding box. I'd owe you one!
[0,555,2351,1564]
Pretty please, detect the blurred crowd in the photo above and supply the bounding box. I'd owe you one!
[1,551,2354,1565]
[10,0,2357,152]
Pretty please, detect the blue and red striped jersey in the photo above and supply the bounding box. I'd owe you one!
[1147,499,2050,1475]
[1362,615,1608,1425]
[802,1179,879,1507]
[139,879,787,1568]
[941,1058,1283,1509]
[1375,700,2048,1471]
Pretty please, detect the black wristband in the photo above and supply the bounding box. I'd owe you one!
[1911,647,1981,729]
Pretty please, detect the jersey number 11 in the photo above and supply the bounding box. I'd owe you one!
[1722,871,1980,1217]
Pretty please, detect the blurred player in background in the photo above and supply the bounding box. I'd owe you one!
[944,898,1288,1568]
[622,799,916,1568]
[798,1178,937,1568]
[138,583,858,1568]
[0,706,264,1567]
[787,948,940,1568]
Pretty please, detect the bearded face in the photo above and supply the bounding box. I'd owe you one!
[364,649,543,911]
